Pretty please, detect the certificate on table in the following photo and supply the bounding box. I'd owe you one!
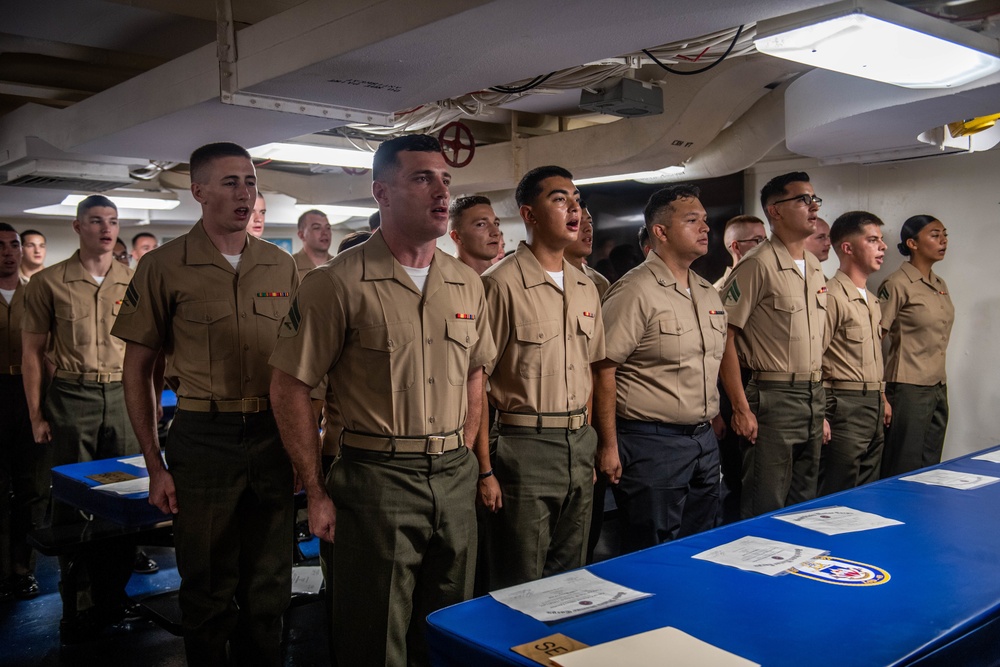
[692,536,827,576]
[773,506,903,535]
[550,627,759,667]
[972,450,1000,464]
[93,477,151,496]
[900,469,1000,490]
[490,570,651,622]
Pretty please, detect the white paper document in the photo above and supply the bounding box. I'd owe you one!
[692,536,827,576]
[490,570,651,622]
[93,477,150,496]
[773,506,903,535]
[972,450,1000,464]
[291,566,324,595]
[119,455,148,469]
[900,469,1000,490]
[550,626,759,667]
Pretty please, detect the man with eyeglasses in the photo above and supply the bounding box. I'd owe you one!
[720,172,827,519]
[713,215,767,290]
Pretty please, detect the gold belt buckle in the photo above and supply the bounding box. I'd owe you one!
[568,413,585,430]
[97,372,112,383]
[241,397,260,413]
[425,436,447,455]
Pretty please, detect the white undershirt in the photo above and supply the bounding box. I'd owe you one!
[546,270,564,290]
[402,265,430,292]
[92,275,105,285]
[858,287,868,302]
[0,287,14,304]
[221,252,242,270]
[793,259,806,276]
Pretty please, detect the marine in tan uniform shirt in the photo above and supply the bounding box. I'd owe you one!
[720,171,826,519]
[21,196,138,638]
[270,135,494,667]
[819,212,889,495]
[877,215,954,477]
[113,143,298,667]
[291,209,333,281]
[480,165,606,589]
[596,185,725,552]
[0,224,47,601]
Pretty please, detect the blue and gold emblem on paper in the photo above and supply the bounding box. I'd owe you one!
[791,556,889,586]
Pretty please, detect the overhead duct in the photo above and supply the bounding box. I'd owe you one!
[3,159,133,191]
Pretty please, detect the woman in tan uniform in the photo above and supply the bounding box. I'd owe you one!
[878,215,954,477]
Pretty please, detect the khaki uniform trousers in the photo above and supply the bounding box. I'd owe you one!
[327,444,477,667]
[880,382,948,478]
[167,409,293,667]
[741,380,824,519]
[820,388,885,495]
[489,424,597,590]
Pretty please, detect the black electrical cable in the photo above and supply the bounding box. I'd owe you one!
[643,25,745,76]
[488,72,554,94]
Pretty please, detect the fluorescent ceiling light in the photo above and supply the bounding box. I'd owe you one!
[250,143,375,169]
[25,204,152,218]
[755,0,1000,89]
[61,192,180,210]
[575,166,686,185]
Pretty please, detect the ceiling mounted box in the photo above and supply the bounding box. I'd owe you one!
[580,78,663,117]
[3,159,133,191]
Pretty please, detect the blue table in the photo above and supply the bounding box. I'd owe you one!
[427,447,1000,667]
[51,455,172,527]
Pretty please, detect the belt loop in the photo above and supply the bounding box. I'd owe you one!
[388,435,397,458]
[535,413,543,433]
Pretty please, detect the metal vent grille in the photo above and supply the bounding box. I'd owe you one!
[3,160,133,192]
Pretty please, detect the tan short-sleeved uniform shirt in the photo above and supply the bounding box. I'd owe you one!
[1,278,27,372]
[111,221,298,400]
[721,236,826,373]
[712,266,733,292]
[23,251,133,373]
[603,252,727,424]
[269,230,495,437]
[582,264,611,300]
[877,262,953,385]
[822,271,883,383]
[482,242,605,414]
[292,249,332,282]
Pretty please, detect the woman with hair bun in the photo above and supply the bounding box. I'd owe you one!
[877,215,954,477]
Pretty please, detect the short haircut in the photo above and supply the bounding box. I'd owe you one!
[114,238,127,250]
[643,184,700,228]
[0,222,18,239]
[76,194,117,220]
[338,231,372,253]
[723,214,765,247]
[515,166,574,207]
[297,209,328,231]
[760,171,810,211]
[897,214,938,257]
[368,211,381,231]
[20,229,45,242]
[449,195,492,230]
[131,232,157,248]
[830,211,884,247]
[189,142,252,184]
[637,224,649,250]
[372,134,441,182]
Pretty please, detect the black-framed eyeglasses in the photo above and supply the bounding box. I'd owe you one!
[771,194,822,208]
[736,236,766,246]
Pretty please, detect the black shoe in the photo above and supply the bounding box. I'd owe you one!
[133,550,159,574]
[13,573,39,600]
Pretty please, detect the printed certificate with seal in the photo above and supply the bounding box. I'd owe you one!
[900,469,1000,491]
[692,536,827,576]
[490,570,652,622]
[773,506,904,535]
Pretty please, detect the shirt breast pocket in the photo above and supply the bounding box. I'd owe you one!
[772,295,805,341]
[253,296,289,356]
[708,314,727,360]
[55,304,90,347]
[358,321,415,393]
[658,315,695,362]
[177,300,234,361]
[445,319,479,386]
[515,319,561,379]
